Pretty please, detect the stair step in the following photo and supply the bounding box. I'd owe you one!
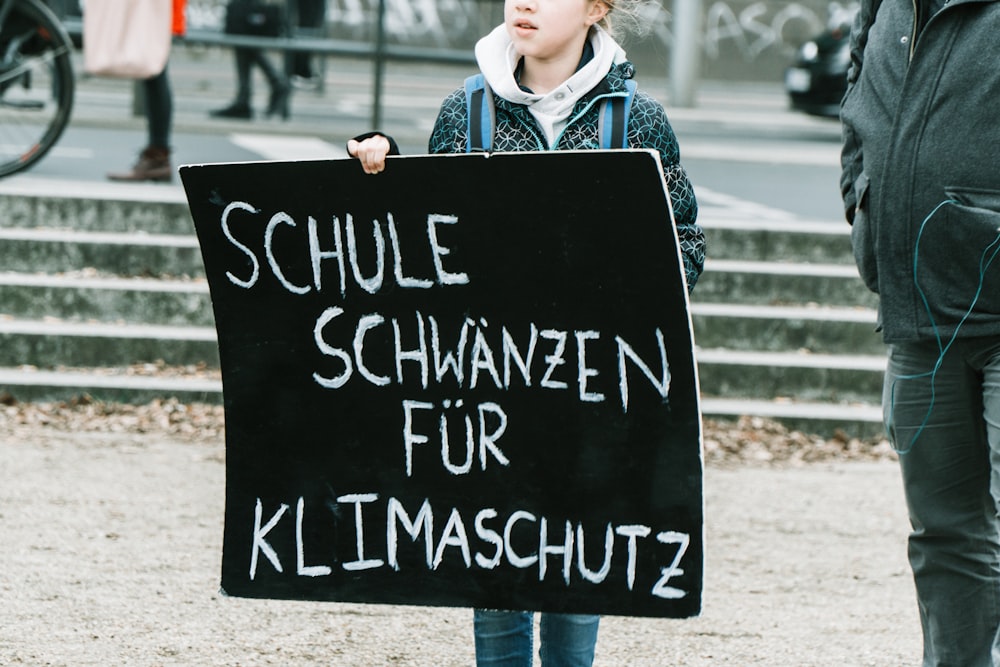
[0,366,222,404]
[0,272,212,326]
[700,397,882,437]
[691,302,882,354]
[1,178,193,234]
[701,217,855,264]
[0,317,219,367]
[695,258,878,307]
[696,348,886,371]
[0,227,205,277]
[696,348,886,405]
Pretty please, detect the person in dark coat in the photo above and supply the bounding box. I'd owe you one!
[841,0,1000,662]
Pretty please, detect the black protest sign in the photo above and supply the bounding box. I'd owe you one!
[180,149,703,619]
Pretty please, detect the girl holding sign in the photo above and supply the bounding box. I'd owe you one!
[350,0,704,663]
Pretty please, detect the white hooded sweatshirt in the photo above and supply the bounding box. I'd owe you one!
[474,23,628,147]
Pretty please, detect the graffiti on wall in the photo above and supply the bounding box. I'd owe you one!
[703,1,856,60]
[327,0,488,45]
[634,0,856,62]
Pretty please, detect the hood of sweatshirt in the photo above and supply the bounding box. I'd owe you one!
[474,23,627,146]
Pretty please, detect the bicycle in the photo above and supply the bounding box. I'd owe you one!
[0,0,74,177]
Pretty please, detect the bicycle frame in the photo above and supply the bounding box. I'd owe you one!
[0,0,75,176]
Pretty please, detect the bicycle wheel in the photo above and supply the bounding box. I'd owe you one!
[0,0,74,177]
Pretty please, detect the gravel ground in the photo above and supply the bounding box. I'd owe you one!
[0,398,921,666]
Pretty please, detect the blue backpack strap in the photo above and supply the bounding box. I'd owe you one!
[464,74,495,153]
[597,79,637,149]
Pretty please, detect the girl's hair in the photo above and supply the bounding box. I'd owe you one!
[598,0,658,40]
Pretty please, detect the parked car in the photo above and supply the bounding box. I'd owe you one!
[784,14,854,118]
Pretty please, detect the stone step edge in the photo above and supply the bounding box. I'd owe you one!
[0,227,200,246]
[0,255,860,283]
[0,318,216,341]
[700,397,882,424]
[704,258,860,277]
[2,164,846,235]
[0,212,845,236]
[0,313,878,345]
[691,302,877,323]
[0,272,208,294]
[0,317,886,362]
[699,217,847,235]
[0,270,865,296]
[0,366,879,424]
[696,348,886,371]
[1,176,844,235]
[0,176,188,204]
[0,367,221,393]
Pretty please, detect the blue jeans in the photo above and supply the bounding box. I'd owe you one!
[473,610,600,667]
[885,339,1000,666]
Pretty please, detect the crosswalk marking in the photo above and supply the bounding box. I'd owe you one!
[695,185,805,223]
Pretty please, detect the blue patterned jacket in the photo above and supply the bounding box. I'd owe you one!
[427,61,705,292]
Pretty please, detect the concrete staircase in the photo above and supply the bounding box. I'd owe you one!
[0,180,220,404]
[0,181,885,437]
[693,192,884,437]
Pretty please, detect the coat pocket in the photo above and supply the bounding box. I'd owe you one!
[850,173,879,293]
[915,187,1000,323]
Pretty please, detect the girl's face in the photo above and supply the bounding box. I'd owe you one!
[505,0,608,62]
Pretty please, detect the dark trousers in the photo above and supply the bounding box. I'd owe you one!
[232,47,286,103]
[144,66,172,149]
[885,338,1000,666]
[287,0,326,78]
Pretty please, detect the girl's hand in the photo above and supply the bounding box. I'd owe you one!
[347,135,391,174]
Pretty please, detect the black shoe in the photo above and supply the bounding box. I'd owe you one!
[293,62,314,79]
[266,84,290,120]
[210,102,253,120]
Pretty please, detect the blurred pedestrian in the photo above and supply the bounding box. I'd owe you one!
[210,0,291,120]
[287,0,326,87]
[107,0,186,182]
